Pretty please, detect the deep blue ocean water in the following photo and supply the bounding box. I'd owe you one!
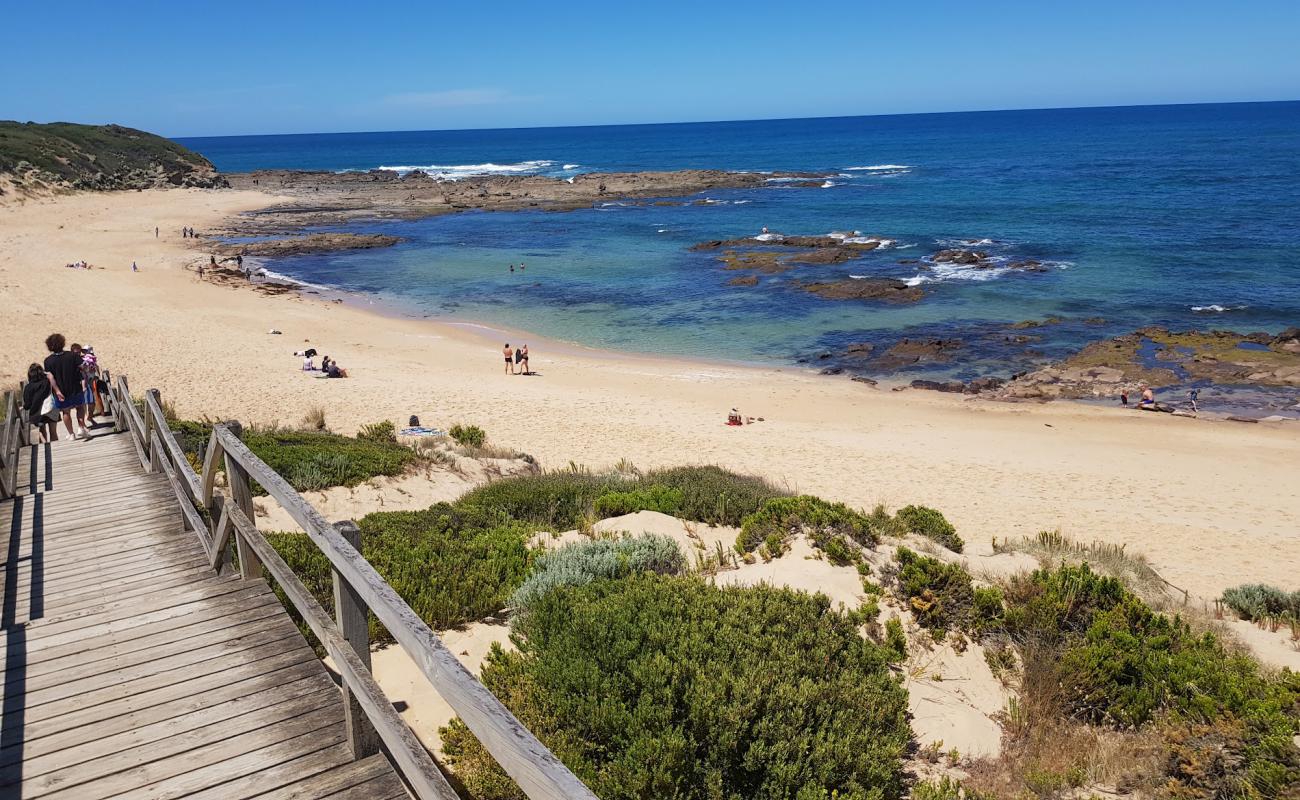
[178,102,1300,384]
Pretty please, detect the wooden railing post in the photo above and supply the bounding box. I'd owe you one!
[333,520,380,759]
[222,421,262,580]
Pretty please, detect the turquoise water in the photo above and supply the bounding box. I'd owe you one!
[180,102,1300,379]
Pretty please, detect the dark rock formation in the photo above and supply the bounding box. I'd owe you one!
[211,233,402,257]
[798,279,924,304]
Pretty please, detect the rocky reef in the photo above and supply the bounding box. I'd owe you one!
[0,121,226,194]
[220,169,820,231]
[210,233,402,257]
[997,327,1300,400]
[797,279,924,303]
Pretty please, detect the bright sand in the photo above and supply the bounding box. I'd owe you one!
[3,188,1298,601]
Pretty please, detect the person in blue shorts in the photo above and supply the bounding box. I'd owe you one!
[43,333,89,440]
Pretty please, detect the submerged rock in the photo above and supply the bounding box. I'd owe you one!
[798,279,924,304]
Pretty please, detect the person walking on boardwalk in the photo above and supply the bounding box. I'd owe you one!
[22,363,59,443]
[43,333,89,440]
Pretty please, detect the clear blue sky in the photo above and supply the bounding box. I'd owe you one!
[4,0,1298,137]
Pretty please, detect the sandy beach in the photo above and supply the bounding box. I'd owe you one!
[2,187,1298,597]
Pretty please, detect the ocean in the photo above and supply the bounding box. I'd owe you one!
[178,101,1300,385]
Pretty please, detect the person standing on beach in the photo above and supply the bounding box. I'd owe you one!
[155,226,159,238]
[520,344,530,374]
[43,333,89,440]
[503,343,515,374]
[131,261,138,272]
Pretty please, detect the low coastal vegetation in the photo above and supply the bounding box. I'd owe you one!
[442,575,912,800]
[168,416,421,493]
[0,120,225,192]
[245,454,1297,799]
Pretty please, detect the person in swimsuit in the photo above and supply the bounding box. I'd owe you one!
[1139,386,1155,408]
[519,344,529,374]
[503,343,515,375]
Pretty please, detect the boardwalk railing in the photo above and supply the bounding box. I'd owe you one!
[0,389,30,500]
[102,375,598,800]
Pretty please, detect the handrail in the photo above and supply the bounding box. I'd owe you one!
[102,377,598,800]
[0,390,24,499]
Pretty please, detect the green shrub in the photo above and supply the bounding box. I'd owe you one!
[268,503,534,640]
[450,424,486,448]
[911,777,993,800]
[822,535,856,566]
[890,547,999,636]
[883,617,908,662]
[640,465,783,526]
[895,505,963,553]
[442,575,911,800]
[999,564,1300,796]
[1221,583,1300,622]
[356,420,397,443]
[592,486,683,518]
[736,496,878,554]
[457,466,782,532]
[511,535,685,612]
[457,472,626,530]
[242,427,419,493]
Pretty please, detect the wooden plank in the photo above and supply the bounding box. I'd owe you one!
[7,678,336,782]
[7,637,316,735]
[145,389,204,504]
[0,622,303,711]
[333,519,379,759]
[3,607,300,694]
[19,584,273,655]
[10,687,341,795]
[231,508,457,800]
[21,581,275,646]
[34,698,345,799]
[216,426,597,799]
[178,742,356,800]
[6,593,284,666]
[251,753,404,800]
[3,656,326,756]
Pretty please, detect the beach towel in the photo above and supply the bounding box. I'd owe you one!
[399,427,445,437]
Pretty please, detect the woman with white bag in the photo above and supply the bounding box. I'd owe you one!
[21,363,61,443]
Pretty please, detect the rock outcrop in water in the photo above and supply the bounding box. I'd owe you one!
[996,327,1300,400]
[0,121,226,194]
[797,279,924,304]
[220,169,821,231]
[210,233,403,257]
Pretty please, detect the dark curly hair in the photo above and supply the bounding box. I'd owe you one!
[45,333,66,352]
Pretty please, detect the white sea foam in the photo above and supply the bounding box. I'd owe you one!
[845,164,912,171]
[1191,304,1248,313]
[732,199,752,204]
[753,233,784,242]
[376,160,557,180]
[895,243,917,250]
[845,236,893,248]
[821,180,838,188]
[255,268,335,293]
[562,163,581,170]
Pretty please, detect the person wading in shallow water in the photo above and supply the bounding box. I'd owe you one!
[503,343,515,374]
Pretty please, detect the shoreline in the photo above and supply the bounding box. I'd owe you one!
[2,187,1299,598]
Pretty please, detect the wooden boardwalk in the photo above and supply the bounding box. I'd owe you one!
[0,425,407,798]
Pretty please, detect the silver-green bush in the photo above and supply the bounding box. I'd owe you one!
[511,535,684,612]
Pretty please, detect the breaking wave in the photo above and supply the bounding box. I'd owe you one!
[376,160,558,179]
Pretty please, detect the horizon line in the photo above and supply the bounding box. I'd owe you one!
[166,97,1300,141]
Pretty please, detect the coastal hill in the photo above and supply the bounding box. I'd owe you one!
[0,121,227,195]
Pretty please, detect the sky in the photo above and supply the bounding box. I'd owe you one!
[3,0,1299,137]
